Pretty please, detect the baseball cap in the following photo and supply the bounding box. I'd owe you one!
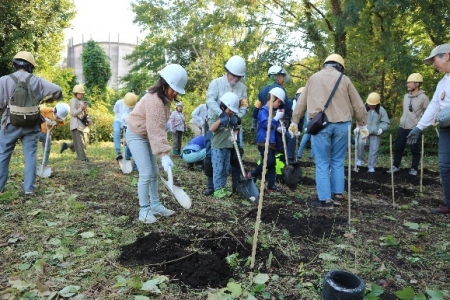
[423,44,450,64]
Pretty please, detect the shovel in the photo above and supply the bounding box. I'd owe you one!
[230,128,259,203]
[160,167,191,209]
[280,122,300,190]
[37,127,52,178]
[354,129,360,173]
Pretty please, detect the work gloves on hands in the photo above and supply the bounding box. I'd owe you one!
[45,118,57,126]
[277,126,283,133]
[288,122,298,138]
[354,125,369,140]
[377,128,383,135]
[161,155,174,173]
[229,115,240,126]
[273,109,285,121]
[407,127,422,145]
[219,112,230,127]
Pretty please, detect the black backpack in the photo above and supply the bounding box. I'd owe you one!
[8,74,42,127]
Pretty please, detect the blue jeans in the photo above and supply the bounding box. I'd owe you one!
[211,148,231,191]
[298,132,315,158]
[251,146,276,189]
[126,129,160,208]
[439,127,450,205]
[0,124,40,192]
[312,122,350,201]
[113,120,122,155]
[38,131,51,166]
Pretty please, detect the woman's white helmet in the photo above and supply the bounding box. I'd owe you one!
[225,55,246,77]
[269,87,286,103]
[54,102,70,119]
[220,92,240,114]
[158,64,188,94]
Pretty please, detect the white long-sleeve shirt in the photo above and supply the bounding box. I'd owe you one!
[417,73,450,130]
[190,104,207,127]
[113,99,127,123]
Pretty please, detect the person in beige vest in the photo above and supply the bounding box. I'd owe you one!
[387,73,429,175]
[60,85,92,162]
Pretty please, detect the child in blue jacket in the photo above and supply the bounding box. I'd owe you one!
[247,87,286,193]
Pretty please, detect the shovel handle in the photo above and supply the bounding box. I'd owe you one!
[280,121,289,166]
[229,128,247,178]
[167,167,174,191]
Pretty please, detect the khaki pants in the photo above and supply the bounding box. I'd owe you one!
[68,129,89,160]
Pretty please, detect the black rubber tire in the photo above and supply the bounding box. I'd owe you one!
[322,270,365,300]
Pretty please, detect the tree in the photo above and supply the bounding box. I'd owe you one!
[0,0,75,76]
[81,40,112,94]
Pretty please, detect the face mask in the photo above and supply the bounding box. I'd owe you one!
[228,77,240,87]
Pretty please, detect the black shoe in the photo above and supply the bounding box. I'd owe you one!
[310,200,334,209]
[204,188,214,196]
[116,154,123,160]
[60,142,68,153]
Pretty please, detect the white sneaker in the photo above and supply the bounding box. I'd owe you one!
[151,204,175,216]
[139,207,157,224]
[368,168,375,173]
[387,166,399,173]
[356,159,364,167]
[409,168,418,176]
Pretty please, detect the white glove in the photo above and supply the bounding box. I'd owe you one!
[359,125,369,140]
[273,109,284,121]
[377,128,383,135]
[277,126,283,133]
[288,122,298,138]
[161,155,174,173]
[45,118,57,126]
[353,127,360,135]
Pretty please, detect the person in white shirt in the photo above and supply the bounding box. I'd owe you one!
[189,103,207,136]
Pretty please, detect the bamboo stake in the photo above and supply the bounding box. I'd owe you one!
[250,94,274,279]
[420,134,424,193]
[347,124,351,229]
[390,134,394,208]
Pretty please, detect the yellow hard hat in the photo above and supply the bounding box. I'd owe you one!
[13,51,37,66]
[324,54,345,69]
[72,85,85,94]
[296,87,305,94]
[366,92,381,105]
[123,92,137,108]
[407,73,423,83]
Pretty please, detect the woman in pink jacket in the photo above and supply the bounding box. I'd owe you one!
[126,64,188,224]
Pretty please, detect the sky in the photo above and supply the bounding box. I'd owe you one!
[64,0,143,46]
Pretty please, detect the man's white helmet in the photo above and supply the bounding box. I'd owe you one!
[158,64,188,94]
[220,92,240,113]
[269,87,286,103]
[268,65,288,77]
[54,102,70,119]
[225,55,246,77]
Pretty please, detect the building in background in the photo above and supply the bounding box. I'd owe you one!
[66,34,138,90]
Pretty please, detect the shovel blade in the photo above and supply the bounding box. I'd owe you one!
[283,165,301,190]
[237,179,259,204]
[160,175,191,209]
[36,165,52,178]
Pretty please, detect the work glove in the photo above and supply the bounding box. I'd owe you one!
[45,118,57,126]
[161,155,174,173]
[219,112,230,127]
[288,122,298,138]
[377,128,383,135]
[277,126,283,133]
[407,127,422,145]
[359,125,369,140]
[229,115,240,126]
[273,109,284,121]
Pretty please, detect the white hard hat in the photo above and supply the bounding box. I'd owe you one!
[268,65,288,76]
[220,92,239,114]
[269,87,286,103]
[176,101,183,106]
[54,102,70,119]
[158,64,188,94]
[225,55,246,77]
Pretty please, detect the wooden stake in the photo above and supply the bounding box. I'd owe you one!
[420,134,424,193]
[250,94,274,279]
[390,134,394,208]
[348,124,351,229]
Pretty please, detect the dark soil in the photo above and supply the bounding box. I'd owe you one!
[68,157,448,297]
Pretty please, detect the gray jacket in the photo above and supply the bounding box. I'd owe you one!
[366,105,390,135]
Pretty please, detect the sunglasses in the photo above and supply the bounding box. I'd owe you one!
[409,98,413,112]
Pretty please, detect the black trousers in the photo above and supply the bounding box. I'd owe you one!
[393,127,421,170]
